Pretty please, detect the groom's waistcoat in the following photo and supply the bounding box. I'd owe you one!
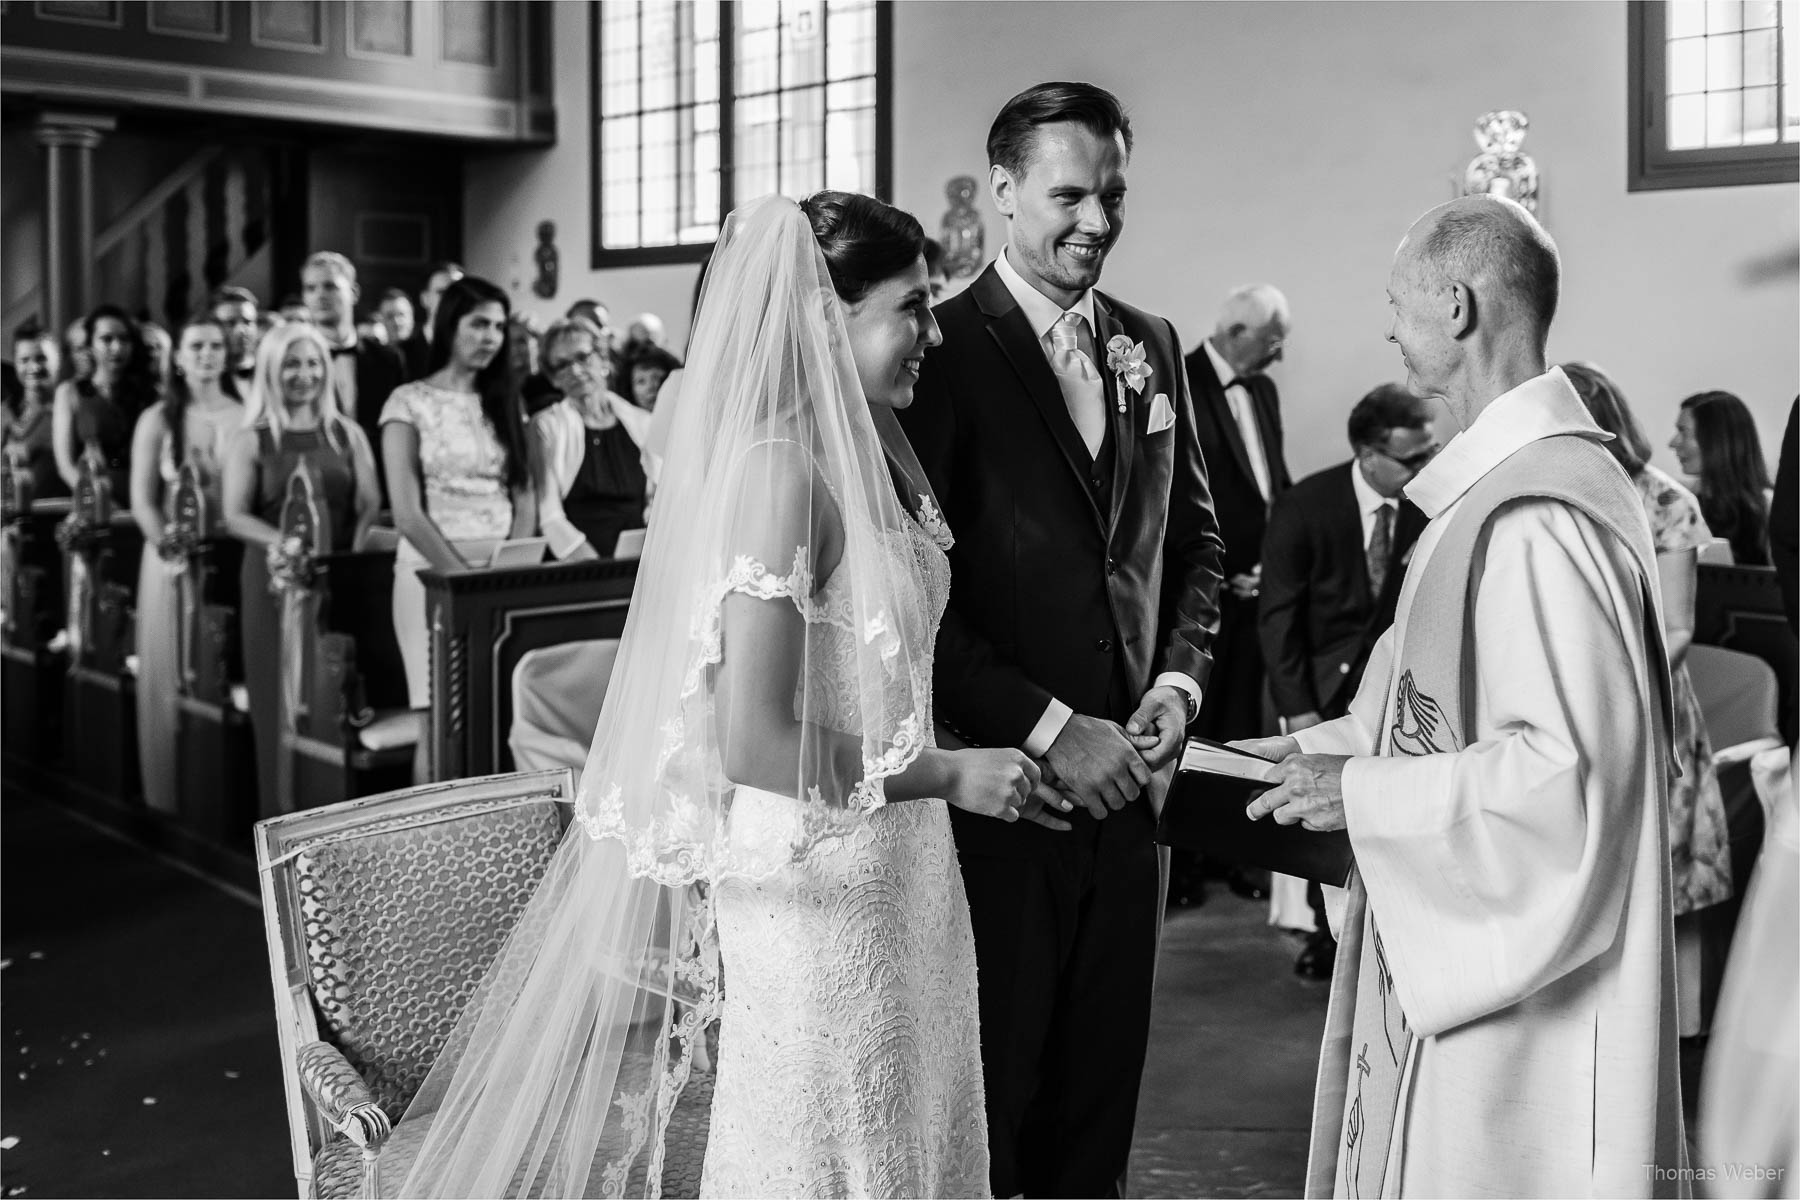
[901,264,1224,755]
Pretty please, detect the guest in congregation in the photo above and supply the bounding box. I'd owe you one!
[301,251,405,488]
[398,262,462,381]
[275,295,311,325]
[620,311,667,357]
[376,288,417,374]
[381,275,534,772]
[1670,389,1773,566]
[1242,195,1685,1196]
[624,343,681,414]
[141,321,174,387]
[1176,282,1293,906]
[60,315,93,384]
[531,316,649,562]
[128,314,244,816]
[52,305,158,496]
[5,325,67,498]
[566,298,620,388]
[1566,360,1735,1035]
[1256,382,1433,979]
[209,286,261,394]
[221,322,380,817]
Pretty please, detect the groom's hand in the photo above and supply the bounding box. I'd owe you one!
[1124,685,1189,772]
[1044,715,1151,818]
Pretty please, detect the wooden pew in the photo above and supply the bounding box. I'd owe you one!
[167,464,259,847]
[59,446,145,806]
[420,557,639,781]
[273,470,416,810]
[1696,562,1795,743]
[1,452,68,762]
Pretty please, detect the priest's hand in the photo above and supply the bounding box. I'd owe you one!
[1245,753,1350,832]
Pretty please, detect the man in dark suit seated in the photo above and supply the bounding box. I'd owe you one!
[301,250,407,499]
[1177,284,1293,905]
[1257,382,1437,976]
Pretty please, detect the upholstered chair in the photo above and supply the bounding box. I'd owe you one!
[255,769,713,1198]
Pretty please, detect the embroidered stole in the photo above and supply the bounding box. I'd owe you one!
[1332,434,1671,1198]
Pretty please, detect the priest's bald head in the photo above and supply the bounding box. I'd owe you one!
[1386,195,1559,422]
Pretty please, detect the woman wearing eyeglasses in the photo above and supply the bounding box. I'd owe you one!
[530,316,650,561]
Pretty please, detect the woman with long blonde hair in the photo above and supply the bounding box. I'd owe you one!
[221,321,380,817]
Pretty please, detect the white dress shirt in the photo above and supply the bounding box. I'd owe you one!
[990,248,1203,757]
[1350,457,1399,551]
[1202,337,1272,504]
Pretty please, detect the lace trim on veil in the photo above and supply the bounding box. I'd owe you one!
[573,544,928,886]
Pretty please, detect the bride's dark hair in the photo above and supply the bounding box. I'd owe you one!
[798,191,925,303]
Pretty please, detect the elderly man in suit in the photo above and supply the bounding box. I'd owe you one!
[1258,382,1436,976]
[1174,283,1293,905]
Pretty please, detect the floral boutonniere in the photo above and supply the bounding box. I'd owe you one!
[1105,335,1153,414]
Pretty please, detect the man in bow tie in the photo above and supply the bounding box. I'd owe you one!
[209,285,261,394]
[1174,284,1294,906]
[900,80,1224,1198]
[301,250,405,498]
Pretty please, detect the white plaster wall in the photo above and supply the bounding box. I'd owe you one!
[465,0,1799,477]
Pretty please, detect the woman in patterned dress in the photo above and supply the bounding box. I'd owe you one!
[380,276,536,776]
[1565,362,1732,1034]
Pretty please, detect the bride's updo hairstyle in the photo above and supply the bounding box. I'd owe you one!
[799,190,926,303]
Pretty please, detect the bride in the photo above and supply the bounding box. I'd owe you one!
[393,192,1070,1198]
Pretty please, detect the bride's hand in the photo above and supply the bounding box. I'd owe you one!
[944,748,1041,823]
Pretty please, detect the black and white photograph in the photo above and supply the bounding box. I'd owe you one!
[1,1,1795,1197]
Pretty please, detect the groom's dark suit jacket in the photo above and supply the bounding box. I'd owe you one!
[901,264,1225,854]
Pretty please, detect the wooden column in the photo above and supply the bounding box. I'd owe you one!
[35,111,116,333]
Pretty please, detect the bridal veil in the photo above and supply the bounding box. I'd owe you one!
[396,194,943,1197]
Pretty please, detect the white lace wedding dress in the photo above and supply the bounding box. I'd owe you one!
[701,515,991,1198]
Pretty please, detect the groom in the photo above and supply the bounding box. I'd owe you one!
[901,82,1225,1197]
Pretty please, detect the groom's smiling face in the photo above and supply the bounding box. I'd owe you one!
[991,121,1128,308]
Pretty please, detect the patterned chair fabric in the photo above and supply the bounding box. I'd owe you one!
[295,800,564,1117]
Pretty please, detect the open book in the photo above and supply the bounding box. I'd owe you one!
[1180,736,1283,783]
[1156,736,1354,887]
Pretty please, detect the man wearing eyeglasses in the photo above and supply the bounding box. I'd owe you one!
[1256,382,1436,977]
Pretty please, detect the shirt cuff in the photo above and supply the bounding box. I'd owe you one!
[1154,672,1203,722]
[1022,698,1074,759]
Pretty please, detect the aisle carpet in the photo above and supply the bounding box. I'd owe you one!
[1,784,293,1198]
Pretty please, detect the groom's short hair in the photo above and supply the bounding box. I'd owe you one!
[987,82,1133,179]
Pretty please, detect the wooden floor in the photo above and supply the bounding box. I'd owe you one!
[0,779,1329,1199]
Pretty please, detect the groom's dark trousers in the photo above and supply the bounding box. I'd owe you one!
[901,265,1224,1198]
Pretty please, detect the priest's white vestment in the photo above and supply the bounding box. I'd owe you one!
[1294,370,1688,1198]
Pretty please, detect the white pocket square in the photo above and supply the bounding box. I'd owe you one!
[1146,392,1176,434]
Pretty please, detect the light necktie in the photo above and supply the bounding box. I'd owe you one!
[1225,378,1273,503]
[1048,312,1105,459]
[1366,504,1394,598]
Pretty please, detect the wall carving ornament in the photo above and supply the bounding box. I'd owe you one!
[938,175,984,280]
[1462,109,1538,215]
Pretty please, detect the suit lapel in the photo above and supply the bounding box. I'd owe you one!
[1093,295,1137,536]
[1330,465,1373,602]
[1197,346,1260,491]
[972,268,1106,533]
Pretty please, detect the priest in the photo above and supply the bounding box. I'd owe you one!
[1237,194,1688,1197]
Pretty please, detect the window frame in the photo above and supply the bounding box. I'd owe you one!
[1628,0,1799,192]
[589,0,894,268]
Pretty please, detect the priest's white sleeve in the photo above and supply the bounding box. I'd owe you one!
[1290,626,1395,758]
[1340,501,1658,1039]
